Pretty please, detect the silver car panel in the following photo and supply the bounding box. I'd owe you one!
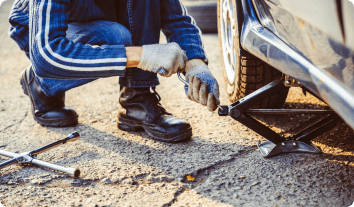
[343,0,354,51]
[260,0,344,43]
[240,0,354,129]
[252,0,354,89]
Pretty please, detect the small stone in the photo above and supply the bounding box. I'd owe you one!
[288,194,296,198]
[235,187,242,190]
[239,176,245,179]
[102,178,112,184]
[8,181,15,185]
[122,178,133,185]
[176,177,184,182]
[146,175,174,183]
[251,181,260,186]
[40,174,50,178]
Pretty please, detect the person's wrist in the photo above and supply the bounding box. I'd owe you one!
[126,46,143,68]
[185,59,207,73]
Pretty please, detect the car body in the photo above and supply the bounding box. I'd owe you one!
[218,0,354,130]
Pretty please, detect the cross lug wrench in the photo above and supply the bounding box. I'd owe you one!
[0,132,81,178]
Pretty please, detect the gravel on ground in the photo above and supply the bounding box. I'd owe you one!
[0,1,354,206]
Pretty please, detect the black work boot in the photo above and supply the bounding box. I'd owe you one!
[20,66,78,127]
[117,87,192,142]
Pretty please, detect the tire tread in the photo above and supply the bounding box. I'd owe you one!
[231,56,289,109]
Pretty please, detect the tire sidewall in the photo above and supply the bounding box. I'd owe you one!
[217,0,242,101]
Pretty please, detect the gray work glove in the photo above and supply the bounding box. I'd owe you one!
[137,43,187,77]
[184,65,220,111]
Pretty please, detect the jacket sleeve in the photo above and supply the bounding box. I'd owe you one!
[160,0,207,62]
[29,0,127,79]
[8,0,30,57]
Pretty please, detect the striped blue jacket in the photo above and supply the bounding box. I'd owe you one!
[8,0,207,78]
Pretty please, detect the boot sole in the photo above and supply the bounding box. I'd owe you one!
[20,70,78,127]
[118,117,192,143]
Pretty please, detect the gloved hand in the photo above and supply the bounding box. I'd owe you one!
[184,65,220,111]
[137,43,187,77]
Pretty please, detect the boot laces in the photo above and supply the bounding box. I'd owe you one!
[150,87,171,115]
[151,87,161,101]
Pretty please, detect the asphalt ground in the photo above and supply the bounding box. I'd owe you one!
[0,0,354,206]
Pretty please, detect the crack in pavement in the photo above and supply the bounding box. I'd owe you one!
[184,147,256,188]
[0,112,27,133]
[163,188,186,207]
[160,148,256,206]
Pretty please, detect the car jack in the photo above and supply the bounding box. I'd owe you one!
[217,79,341,157]
[177,72,341,158]
[0,132,81,177]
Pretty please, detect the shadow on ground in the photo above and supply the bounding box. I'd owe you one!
[32,123,354,206]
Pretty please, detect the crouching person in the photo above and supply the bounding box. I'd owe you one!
[8,0,220,143]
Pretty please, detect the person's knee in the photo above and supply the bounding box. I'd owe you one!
[67,21,132,46]
[101,21,132,46]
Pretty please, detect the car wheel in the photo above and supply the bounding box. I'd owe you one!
[217,0,288,108]
[183,1,218,33]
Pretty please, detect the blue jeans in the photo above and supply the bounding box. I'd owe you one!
[35,20,159,97]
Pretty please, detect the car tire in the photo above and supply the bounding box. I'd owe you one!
[217,0,288,108]
[183,1,218,33]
